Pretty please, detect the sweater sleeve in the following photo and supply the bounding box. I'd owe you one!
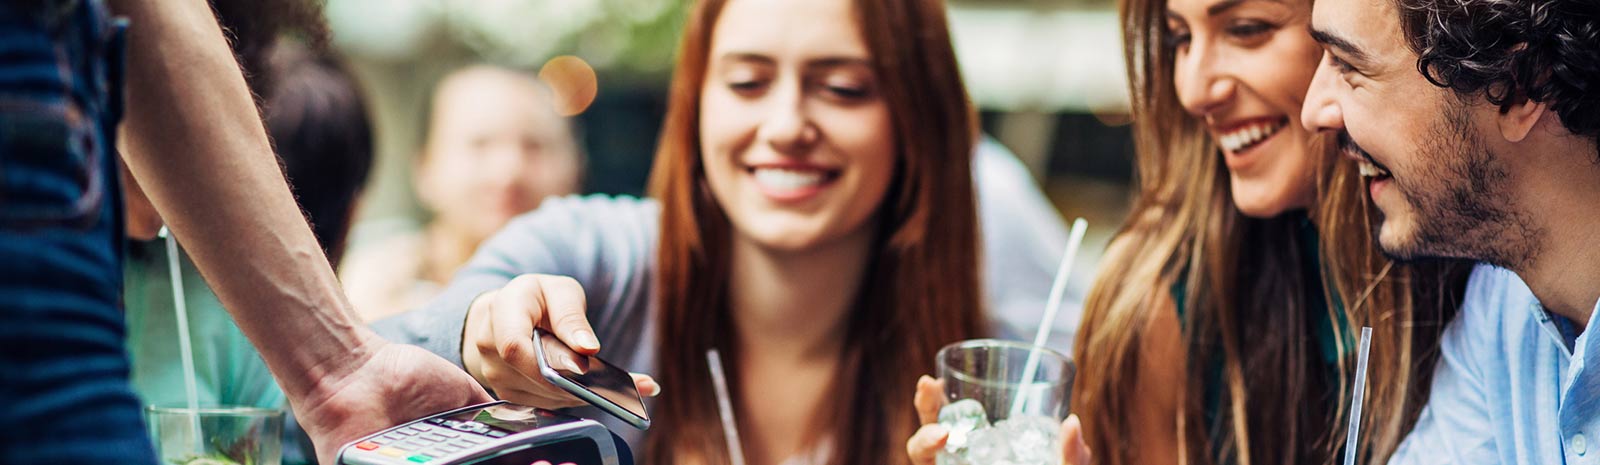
[370,195,659,368]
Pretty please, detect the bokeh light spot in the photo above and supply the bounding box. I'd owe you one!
[539,55,599,117]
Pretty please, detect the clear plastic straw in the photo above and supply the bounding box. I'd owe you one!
[707,349,747,465]
[1010,218,1088,417]
[1343,327,1374,465]
[161,227,204,454]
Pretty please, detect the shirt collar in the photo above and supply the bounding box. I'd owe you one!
[1529,298,1580,356]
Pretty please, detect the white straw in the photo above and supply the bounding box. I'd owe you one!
[1010,218,1088,417]
[707,349,747,465]
[1343,327,1374,465]
[162,228,204,454]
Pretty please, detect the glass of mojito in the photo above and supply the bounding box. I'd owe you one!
[147,405,283,465]
[935,339,1074,465]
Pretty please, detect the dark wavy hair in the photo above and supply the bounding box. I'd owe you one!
[1393,0,1600,157]
[263,42,373,264]
[209,0,329,92]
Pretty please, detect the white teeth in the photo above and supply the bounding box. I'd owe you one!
[753,167,827,191]
[1218,120,1284,153]
[1357,160,1390,178]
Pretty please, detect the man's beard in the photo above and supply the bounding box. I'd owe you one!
[1372,103,1537,268]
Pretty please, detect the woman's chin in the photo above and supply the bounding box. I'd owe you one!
[739,229,824,254]
[1229,177,1304,219]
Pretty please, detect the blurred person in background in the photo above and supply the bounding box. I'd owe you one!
[341,65,584,322]
[0,1,488,464]
[973,135,1077,352]
[122,39,375,465]
[370,0,1080,462]
[905,0,1474,462]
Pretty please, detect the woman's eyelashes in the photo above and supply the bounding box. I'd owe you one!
[1166,30,1193,50]
[818,79,873,102]
[1163,20,1191,50]
[1224,19,1276,41]
[723,66,769,95]
[728,78,766,94]
[721,74,875,102]
[1163,16,1280,50]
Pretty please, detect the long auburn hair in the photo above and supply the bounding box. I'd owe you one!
[645,0,988,463]
[1070,0,1471,464]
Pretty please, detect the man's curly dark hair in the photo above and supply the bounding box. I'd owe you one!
[1394,0,1600,157]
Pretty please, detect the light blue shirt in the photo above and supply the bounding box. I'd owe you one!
[1388,264,1600,465]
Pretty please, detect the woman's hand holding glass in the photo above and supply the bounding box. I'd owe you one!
[460,274,661,408]
[905,376,1092,465]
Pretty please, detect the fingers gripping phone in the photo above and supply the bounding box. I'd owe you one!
[531,328,651,430]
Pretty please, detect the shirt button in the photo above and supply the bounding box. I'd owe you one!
[1572,434,1588,456]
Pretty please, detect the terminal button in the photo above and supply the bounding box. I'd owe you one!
[377,447,407,458]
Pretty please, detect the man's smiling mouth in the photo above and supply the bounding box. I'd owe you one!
[1340,131,1392,180]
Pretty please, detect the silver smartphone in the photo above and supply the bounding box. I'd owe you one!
[531,328,651,430]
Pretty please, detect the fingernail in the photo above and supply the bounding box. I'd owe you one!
[564,357,586,374]
[573,330,600,351]
[647,381,662,397]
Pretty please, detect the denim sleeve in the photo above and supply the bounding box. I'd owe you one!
[1387,266,1502,465]
[370,195,658,368]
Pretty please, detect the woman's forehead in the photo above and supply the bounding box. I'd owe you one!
[708,0,870,61]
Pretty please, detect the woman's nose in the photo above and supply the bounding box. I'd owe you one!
[755,84,819,155]
[1174,43,1236,117]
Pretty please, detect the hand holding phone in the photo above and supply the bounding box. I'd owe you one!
[460,274,660,415]
[533,328,652,429]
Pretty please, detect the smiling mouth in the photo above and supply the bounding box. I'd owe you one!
[1339,131,1392,180]
[1217,116,1290,153]
[747,166,841,192]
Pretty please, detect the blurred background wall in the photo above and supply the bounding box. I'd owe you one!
[326,0,1134,279]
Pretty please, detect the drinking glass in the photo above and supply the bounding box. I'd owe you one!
[935,339,1074,465]
[147,405,283,465]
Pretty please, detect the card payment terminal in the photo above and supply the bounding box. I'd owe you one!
[337,401,626,465]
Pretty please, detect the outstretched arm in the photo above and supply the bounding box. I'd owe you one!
[107,0,489,461]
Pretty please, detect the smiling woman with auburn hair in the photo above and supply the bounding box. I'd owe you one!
[373,0,1017,463]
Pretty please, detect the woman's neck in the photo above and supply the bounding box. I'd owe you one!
[727,225,876,464]
[728,225,875,363]
[421,222,481,284]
